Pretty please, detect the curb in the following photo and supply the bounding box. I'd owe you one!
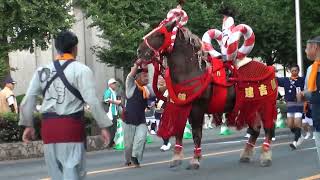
[0,128,290,161]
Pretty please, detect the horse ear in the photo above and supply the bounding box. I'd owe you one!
[165,21,177,32]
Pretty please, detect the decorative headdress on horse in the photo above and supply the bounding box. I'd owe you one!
[143,2,189,55]
[202,6,255,62]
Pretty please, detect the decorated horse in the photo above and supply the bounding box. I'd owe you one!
[136,4,278,169]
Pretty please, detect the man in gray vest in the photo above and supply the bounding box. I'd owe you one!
[123,60,154,167]
[19,31,112,180]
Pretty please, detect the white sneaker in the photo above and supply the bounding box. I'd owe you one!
[290,141,297,150]
[160,143,171,151]
[297,136,304,146]
[160,145,166,151]
[150,130,156,135]
[304,132,311,140]
[272,137,276,141]
[244,133,251,138]
[208,125,213,129]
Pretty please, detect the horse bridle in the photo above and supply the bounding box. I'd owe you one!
[142,25,172,62]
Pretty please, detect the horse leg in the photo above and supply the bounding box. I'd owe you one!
[259,97,278,167]
[260,127,273,167]
[169,134,184,168]
[240,126,260,163]
[186,105,205,170]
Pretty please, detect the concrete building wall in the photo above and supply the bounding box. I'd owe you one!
[8,7,123,97]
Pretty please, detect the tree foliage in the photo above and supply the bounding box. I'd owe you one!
[221,0,320,68]
[78,0,175,69]
[0,0,73,84]
[79,0,320,70]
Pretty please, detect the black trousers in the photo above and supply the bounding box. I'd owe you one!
[312,104,320,132]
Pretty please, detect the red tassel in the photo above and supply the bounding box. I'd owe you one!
[262,139,271,152]
[194,147,202,158]
[157,102,192,139]
[175,144,183,152]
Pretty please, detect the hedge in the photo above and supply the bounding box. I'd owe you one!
[0,111,96,143]
[15,94,25,106]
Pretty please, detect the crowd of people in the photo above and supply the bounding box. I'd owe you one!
[0,30,318,179]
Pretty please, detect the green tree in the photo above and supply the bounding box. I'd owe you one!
[220,0,296,66]
[300,0,320,69]
[223,0,320,68]
[0,0,73,85]
[79,0,320,70]
[78,0,220,70]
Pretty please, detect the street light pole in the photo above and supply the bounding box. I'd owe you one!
[295,0,304,76]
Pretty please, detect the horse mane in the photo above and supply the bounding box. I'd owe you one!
[177,27,202,53]
[175,27,209,69]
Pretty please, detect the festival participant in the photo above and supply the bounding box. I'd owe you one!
[303,36,320,164]
[19,31,112,180]
[123,60,154,167]
[277,65,305,150]
[146,97,157,135]
[302,101,314,139]
[203,114,213,129]
[156,91,172,151]
[104,78,121,148]
[0,76,18,113]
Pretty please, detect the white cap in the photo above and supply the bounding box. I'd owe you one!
[108,78,117,85]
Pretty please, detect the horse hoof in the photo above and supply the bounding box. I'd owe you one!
[170,160,182,168]
[239,157,250,163]
[239,149,254,163]
[260,160,272,167]
[186,163,200,170]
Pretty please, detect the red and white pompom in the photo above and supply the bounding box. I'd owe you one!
[162,6,188,52]
[226,23,255,61]
[202,29,223,58]
[202,16,255,61]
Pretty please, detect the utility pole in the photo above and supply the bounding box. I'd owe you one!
[295,0,303,76]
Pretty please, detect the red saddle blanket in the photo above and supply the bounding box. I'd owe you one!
[227,61,278,129]
[157,59,278,139]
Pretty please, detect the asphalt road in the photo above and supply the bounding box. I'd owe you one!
[0,131,319,180]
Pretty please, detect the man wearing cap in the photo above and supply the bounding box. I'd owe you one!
[19,30,112,180]
[123,60,154,167]
[104,78,121,148]
[0,76,18,113]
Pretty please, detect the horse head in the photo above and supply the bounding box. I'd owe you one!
[137,21,176,63]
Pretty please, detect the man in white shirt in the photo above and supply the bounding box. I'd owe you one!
[103,78,121,148]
